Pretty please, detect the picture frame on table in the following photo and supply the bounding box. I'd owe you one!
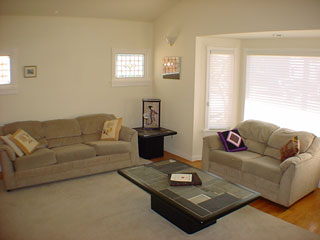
[142,99,160,129]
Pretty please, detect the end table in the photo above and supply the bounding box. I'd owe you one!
[134,127,177,159]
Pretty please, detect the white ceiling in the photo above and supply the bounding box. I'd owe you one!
[0,0,181,22]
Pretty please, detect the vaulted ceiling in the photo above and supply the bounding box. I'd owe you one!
[0,0,181,22]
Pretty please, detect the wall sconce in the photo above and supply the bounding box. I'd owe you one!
[165,36,177,46]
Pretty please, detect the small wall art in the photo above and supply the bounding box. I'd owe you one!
[162,56,180,79]
[24,66,37,78]
[142,99,161,129]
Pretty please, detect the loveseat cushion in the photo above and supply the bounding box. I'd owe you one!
[237,120,279,154]
[42,119,82,148]
[86,140,131,156]
[209,150,263,170]
[264,128,315,160]
[14,148,57,171]
[51,144,96,163]
[242,156,281,183]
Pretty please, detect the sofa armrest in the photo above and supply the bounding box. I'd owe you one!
[0,146,16,190]
[119,126,139,165]
[280,152,313,173]
[119,126,136,142]
[0,144,16,161]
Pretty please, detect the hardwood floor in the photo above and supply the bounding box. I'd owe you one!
[152,151,320,235]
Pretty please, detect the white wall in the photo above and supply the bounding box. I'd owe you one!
[153,0,320,160]
[0,16,153,127]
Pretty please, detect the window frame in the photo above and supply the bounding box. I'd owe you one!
[111,48,151,87]
[0,48,18,95]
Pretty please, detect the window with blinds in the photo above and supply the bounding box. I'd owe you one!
[206,48,235,129]
[244,53,320,135]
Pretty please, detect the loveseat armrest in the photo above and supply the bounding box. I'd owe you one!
[203,134,224,151]
[202,134,224,171]
[280,153,313,173]
[119,126,139,165]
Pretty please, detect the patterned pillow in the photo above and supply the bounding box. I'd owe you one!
[101,118,123,141]
[218,129,248,152]
[11,129,39,155]
[280,136,300,162]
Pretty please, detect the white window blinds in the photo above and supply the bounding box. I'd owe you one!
[244,53,320,135]
[206,48,235,129]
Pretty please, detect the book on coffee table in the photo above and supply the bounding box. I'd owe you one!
[169,172,202,186]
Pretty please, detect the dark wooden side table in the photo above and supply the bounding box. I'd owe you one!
[134,127,177,159]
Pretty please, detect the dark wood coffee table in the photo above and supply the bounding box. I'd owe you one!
[118,159,260,234]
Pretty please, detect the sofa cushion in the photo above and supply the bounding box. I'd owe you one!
[47,136,83,148]
[242,156,281,183]
[86,140,131,156]
[14,148,57,171]
[76,113,116,135]
[3,121,45,140]
[51,144,96,163]
[209,150,263,170]
[265,128,315,160]
[43,119,81,139]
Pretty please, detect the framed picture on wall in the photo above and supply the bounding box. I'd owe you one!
[142,99,160,129]
[24,66,37,78]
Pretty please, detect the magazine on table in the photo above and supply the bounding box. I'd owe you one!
[169,172,202,186]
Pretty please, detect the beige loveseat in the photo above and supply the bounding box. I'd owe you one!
[0,113,139,191]
[202,120,320,207]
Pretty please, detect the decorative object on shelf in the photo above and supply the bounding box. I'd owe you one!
[142,99,160,129]
[24,66,37,78]
[162,56,180,79]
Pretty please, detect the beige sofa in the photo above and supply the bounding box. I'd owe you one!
[202,120,320,207]
[0,113,139,191]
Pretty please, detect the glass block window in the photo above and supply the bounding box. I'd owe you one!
[115,54,145,78]
[0,56,11,85]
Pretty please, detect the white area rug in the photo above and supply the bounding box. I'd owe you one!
[0,171,319,240]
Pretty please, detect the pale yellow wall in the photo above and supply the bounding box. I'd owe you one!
[0,16,153,127]
[153,0,320,160]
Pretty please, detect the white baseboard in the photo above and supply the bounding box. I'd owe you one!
[164,147,202,162]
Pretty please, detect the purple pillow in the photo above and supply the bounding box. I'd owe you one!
[217,129,247,152]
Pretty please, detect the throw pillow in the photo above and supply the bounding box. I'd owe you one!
[218,129,248,152]
[280,136,300,162]
[101,118,123,141]
[11,129,39,155]
[0,134,25,157]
